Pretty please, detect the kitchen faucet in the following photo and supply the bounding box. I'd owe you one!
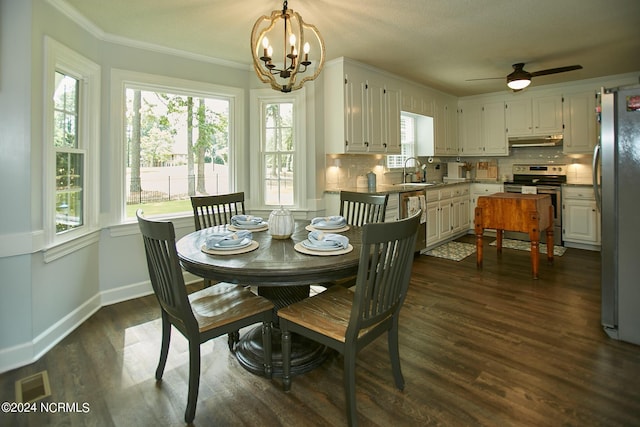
[403,157,422,183]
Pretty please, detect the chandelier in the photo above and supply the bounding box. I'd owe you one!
[250,0,325,92]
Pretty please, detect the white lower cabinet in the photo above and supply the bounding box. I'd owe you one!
[562,186,601,249]
[426,184,470,250]
[469,183,504,231]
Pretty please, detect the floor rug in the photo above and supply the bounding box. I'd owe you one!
[489,238,567,256]
[422,241,476,262]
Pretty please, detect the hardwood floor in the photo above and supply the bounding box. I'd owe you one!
[2,236,640,426]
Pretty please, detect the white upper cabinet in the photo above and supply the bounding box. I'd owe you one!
[433,95,458,156]
[458,100,508,156]
[324,58,401,154]
[562,90,598,154]
[506,94,563,136]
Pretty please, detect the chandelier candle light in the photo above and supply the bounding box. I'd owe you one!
[251,0,325,92]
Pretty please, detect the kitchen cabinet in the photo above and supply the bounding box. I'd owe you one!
[506,94,563,136]
[426,184,470,250]
[562,90,598,154]
[562,186,601,248]
[458,100,508,156]
[470,183,504,231]
[433,96,458,156]
[324,58,401,154]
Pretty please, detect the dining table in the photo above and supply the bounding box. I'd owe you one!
[176,219,362,378]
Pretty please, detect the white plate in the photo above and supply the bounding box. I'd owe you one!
[294,242,354,256]
[301,239,347,252]
[209,237,252,250]
[201,240,259,255]
[305,224,350,233]
[229,223,269,232]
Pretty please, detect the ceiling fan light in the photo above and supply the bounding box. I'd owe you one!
[507,78,531,90]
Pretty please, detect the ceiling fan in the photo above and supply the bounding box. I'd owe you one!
[468,63,583,91]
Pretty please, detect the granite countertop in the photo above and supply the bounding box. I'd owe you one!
[325,180,494,195]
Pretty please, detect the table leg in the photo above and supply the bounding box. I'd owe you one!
[496,229,503,253]
[234,285,332,378]
[475,207,484,269]
[546,205,554,263]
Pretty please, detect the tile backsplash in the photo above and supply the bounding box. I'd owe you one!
[326,147,594,189]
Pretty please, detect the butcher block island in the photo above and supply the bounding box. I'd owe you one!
[475,193,554,279]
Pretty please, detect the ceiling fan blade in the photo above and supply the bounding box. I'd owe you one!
[465,77,504,82]
[530,65,582,77]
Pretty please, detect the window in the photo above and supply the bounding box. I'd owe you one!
[43,37,100,256]
[387,113,416,169]
[123,88,231,219]
[262,102,294,206]
[110,69,244,224]
[54,72,84,233]
[250,88,307,210]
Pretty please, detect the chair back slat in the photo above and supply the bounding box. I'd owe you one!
[137,210,198,331]
[339,191,388,226]
[190,192,245,230]
[348,211,420,338]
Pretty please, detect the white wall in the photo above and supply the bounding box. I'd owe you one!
[0,0,260,373]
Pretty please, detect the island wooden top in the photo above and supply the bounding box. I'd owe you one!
[476,193,553,233]
[176,220,362,287]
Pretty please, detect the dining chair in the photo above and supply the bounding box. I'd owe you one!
[339,190,389,226]
[330,191,390,289]
[190,191,246,230]
[278,210,421,427]
[136,210,274,424]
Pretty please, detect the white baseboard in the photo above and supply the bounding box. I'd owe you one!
[0,271,202,374]
[0,293,101,374]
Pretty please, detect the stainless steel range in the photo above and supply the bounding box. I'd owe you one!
[503,164,567,245]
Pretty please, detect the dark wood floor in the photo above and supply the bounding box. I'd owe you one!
[2,236,640,426]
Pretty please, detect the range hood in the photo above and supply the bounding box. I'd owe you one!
[508,134,563,148]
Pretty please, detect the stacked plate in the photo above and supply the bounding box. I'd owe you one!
[306,215,349,232]
[295,230,353,256]
[205,230,253,251]
[230,215,268,231]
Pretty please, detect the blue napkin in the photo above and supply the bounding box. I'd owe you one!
[311,215,347,229]
[305,230,349,250]
[231,215,264,226]
[206,230,252,249]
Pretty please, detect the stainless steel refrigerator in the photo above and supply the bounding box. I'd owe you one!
[594,86,640,345]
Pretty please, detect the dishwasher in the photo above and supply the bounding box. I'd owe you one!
[399,190,427,252]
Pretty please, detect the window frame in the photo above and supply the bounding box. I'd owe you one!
[249,87,307,211]
[43,37,100,260]
[109,69,245,226]
[387,112,417,169]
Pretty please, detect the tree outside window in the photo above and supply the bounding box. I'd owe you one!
[53,72,84,233]
[263,102,294,206]
[124,88,231,218]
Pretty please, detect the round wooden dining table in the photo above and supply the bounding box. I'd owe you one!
[176,219,362,377]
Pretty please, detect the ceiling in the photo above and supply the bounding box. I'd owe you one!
[58,0,640,96]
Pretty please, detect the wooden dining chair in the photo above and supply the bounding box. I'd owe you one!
[136,210,274,424]
[339,190,389,226]
[190,192,246,293]
[330,191,390,289]
[278,211,421,427]
[190,191,246,230]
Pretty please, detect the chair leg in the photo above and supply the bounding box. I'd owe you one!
[227,331,240,352]
[343,348,358,427]
[262,320,273,379]
[281,323,292,391]
[388,319,405,391]
[184,340,201,424]
[156,313,171,381]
